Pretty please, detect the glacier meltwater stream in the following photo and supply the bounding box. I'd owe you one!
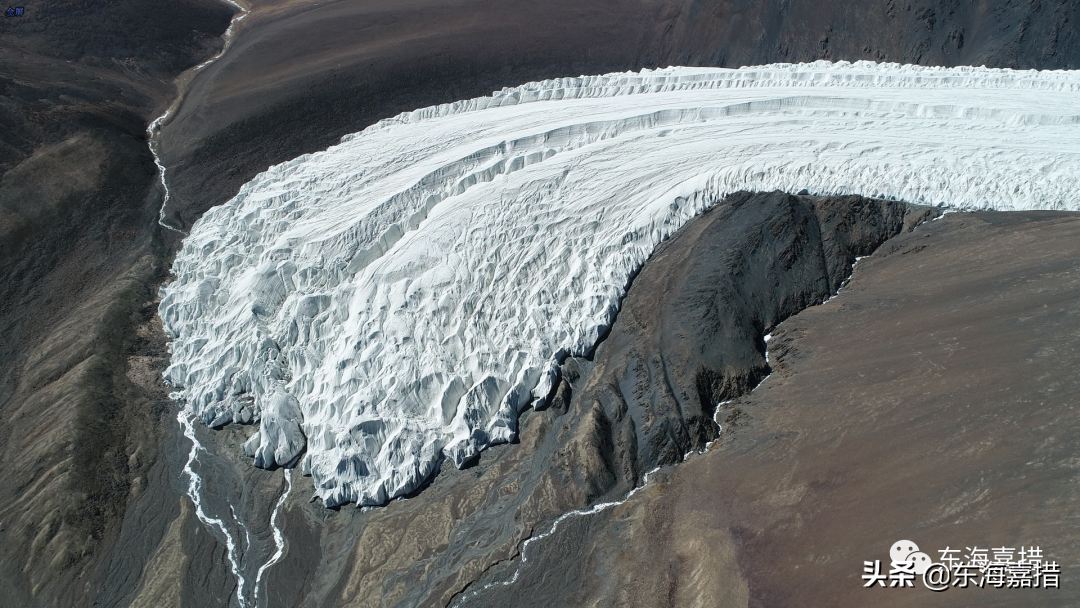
[147,1,296,606]
[154,61,1080,602]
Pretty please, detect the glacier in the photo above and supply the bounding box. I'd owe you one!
[159,61,1080,507]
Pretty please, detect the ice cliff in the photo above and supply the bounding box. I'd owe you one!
[159,61,1080,507]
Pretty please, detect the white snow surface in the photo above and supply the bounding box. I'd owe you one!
[160,61,1080,507]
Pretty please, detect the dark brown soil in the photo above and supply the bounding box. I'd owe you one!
[469,210,1080,607]
[2,0,1078,606]
[0,2,233,606]
[157,0,1080,230]
[215,192,926,608]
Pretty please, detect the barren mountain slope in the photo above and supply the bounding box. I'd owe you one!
[1,1,1078,606]
[0,2,233,605]
[462,210,1080,608]
[157,0,1080,229]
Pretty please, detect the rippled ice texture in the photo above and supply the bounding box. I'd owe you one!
[160,61,1080,507]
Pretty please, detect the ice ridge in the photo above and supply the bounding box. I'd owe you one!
[160,61,1080,507]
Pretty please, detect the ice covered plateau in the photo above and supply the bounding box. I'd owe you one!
[160,61,1080,507]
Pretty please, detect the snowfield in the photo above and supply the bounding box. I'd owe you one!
[160,61,1080,507]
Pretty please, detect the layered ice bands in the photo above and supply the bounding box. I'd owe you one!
[160,61,1080,507]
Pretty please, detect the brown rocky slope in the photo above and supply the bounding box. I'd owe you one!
[460,210,1080,608]
[2,0,1079,605]
[0,2,233,606]
[234,192,931,607]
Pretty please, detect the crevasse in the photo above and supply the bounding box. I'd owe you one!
[160,61,1080,507]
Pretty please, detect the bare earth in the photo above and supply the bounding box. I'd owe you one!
[2,0,1079,605]
[480,210,1080,607]
[157,0,1080,230]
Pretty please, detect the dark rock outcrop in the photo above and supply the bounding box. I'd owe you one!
[464,210,1080,608]
[0,2,233,607]
[548,192,913,498]
[1,0,1069,602]
[191,192,925,608]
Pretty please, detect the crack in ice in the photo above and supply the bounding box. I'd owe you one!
[155,3,278,606]
[160,62,1080,509]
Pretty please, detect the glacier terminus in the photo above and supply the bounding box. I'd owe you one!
[159,61,1080,507]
